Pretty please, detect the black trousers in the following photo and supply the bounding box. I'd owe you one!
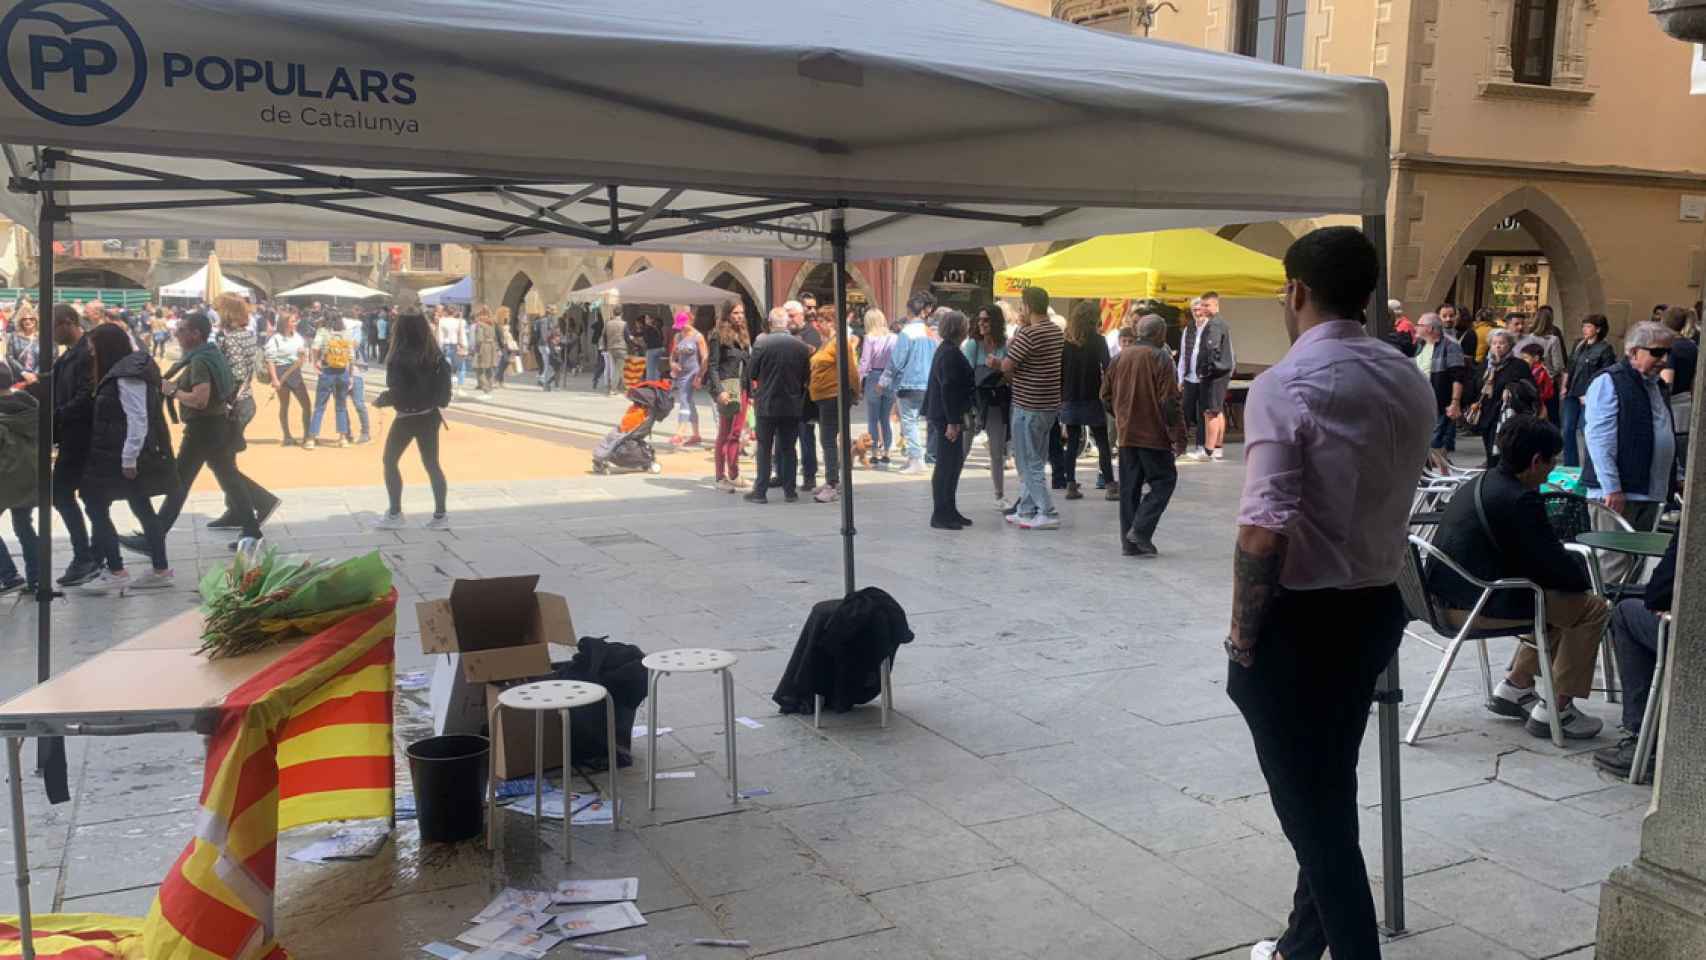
[1182,380,1208,448]
[157,417,262,539]
[753,416,800,497]
[1064,423,1114,485]
[1117,446,1177,543]
[50,448,92,564]
[799,416,819,488]
[273,365,311,440]
[225,396,279,521]
[1047,416,1068,487]
[930,426,966,522]
[384,412,447,516]
[1228,585,1405,960]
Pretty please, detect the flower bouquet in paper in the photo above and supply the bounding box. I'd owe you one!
[196,543,393,659]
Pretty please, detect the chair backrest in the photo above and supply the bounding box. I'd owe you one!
[1586,500,1638,534]
[1396,538,1440,629]
[1540,492,1593,542]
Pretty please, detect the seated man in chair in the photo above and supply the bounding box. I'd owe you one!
[1594,535,1677,781]
[1426,415,1613,739]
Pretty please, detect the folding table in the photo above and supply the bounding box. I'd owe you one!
[0,609,306,960]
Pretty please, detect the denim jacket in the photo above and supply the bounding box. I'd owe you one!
[884,320,937,393]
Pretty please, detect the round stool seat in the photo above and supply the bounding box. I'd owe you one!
[498,680,608,711]
[642,648,738,673]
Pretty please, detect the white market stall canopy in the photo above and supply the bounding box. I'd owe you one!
[158,264,253,300]
[567,269,741,306]
[275,276,389,300]
[0,0,1388,261]
[418,276,472,305]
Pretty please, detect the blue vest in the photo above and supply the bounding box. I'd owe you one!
[1581,361,1658,497]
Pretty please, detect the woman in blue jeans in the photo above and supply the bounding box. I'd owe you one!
[1559,313,1615,467]
[859,309,897,466]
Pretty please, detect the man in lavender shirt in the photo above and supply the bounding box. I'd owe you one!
[1228,228,1433,960]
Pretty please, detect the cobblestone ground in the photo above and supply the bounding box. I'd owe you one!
[1,420,1626,958]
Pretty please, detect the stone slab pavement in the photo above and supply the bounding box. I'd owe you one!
[0,442,1640,959]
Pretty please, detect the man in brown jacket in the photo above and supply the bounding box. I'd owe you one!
[1101,313,1187,557]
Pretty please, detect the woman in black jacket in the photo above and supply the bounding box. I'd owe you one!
[1471,329,1534,466]
[375,312,450,530]
[77,323,176,596]
[1060,301,1115,499]
[923,309,976,530]
[1560,313,1616,467]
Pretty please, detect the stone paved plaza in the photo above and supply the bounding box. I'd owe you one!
[0,433,1635,958]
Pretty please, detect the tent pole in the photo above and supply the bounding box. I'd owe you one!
[1363,212,1406,938]
[35,155,58,685]
[831,207,856,597]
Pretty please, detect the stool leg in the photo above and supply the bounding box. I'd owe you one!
[533,710,544,832]
[486,702,501,851]
[647,669,660,811]
[604,694,620,830]
[814,694,822,730]
[723,668,738,802]
[573,705,580,862]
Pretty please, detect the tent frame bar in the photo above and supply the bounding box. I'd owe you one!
[5,150,1096,256]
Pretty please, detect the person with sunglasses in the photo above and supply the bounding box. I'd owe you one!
[1582,321,1678,546]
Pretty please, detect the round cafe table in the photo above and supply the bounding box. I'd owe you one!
[1575,530,1673,559]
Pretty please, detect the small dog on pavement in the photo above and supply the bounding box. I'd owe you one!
[851,433,875,467]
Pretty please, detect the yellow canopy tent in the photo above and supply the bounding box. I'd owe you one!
[994,228,1286,303]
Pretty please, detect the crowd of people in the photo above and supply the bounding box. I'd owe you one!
[0,294,458,597]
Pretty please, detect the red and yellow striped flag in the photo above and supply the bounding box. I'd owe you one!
[142,591,398,960]
[0,915,145,958]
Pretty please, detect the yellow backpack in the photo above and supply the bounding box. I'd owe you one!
[321,332,353,369]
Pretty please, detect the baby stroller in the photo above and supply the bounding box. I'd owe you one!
[593,379,674,474]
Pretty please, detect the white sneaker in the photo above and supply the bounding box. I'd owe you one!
[1005,511,1026,525]
[75,569,130,596]
[899,459,926,476]
[424,514,451,531]
[1211,448,1226,461]
[1250,941,1278,960]
[374,511,407,530]
[814,485,839,503]
[129,568,175,591]
[1019,513,1061,530]
[1185,448,1210,462]
[994,497,1013,512]
[1526,700,1604,740]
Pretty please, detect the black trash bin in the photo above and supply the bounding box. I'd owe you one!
[406,734,489,843]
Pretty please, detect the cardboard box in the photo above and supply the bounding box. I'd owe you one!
[420,576,576,779]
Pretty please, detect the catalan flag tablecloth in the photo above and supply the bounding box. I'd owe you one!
[0,914,145,958]
[140,589,399,960]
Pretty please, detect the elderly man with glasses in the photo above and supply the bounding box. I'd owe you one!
[1583,320,1678,536]
[1414,312,1468,473]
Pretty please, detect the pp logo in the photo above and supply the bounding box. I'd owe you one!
[0,0,146,126]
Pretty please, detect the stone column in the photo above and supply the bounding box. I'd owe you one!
[1598,353,1706,954]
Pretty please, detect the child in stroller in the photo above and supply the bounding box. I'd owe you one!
[592,379,675,473]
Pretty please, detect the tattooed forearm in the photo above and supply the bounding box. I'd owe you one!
[1228,525,1288,662]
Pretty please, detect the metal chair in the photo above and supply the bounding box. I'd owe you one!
[1630,612,1673,786]
[1398,535,1566,747]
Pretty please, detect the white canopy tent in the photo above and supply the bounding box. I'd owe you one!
[566,270,741,306]
[158,264,254,301]
[0,2,1406,946]
[418,276,473,306]
[275,276,389,300]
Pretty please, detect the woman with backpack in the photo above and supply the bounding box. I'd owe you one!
[375,312,450,531]
[76,323,177,595]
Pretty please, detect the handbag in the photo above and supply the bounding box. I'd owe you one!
[718,376,743,415]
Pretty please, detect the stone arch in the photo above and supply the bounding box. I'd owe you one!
[625,258,653,276]
[569,272,595,292]
[221,272,270,300]
[1423,185,1604,335]
[54,267,146,290]
[787,261,877,309]
[703,260,761,332]
[500,271,534,327]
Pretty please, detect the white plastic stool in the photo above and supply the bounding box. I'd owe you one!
[485,680,619,862]
[641,648,739,809]
[814,657,893,729]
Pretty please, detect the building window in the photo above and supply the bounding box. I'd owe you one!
[258,239,288,262]
[411,243,443,272]
[1510,0,1558,85]
[188,239,215,260]
[1238,0,1306,69]
[161,239,181,259]
[328,241,357,264]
